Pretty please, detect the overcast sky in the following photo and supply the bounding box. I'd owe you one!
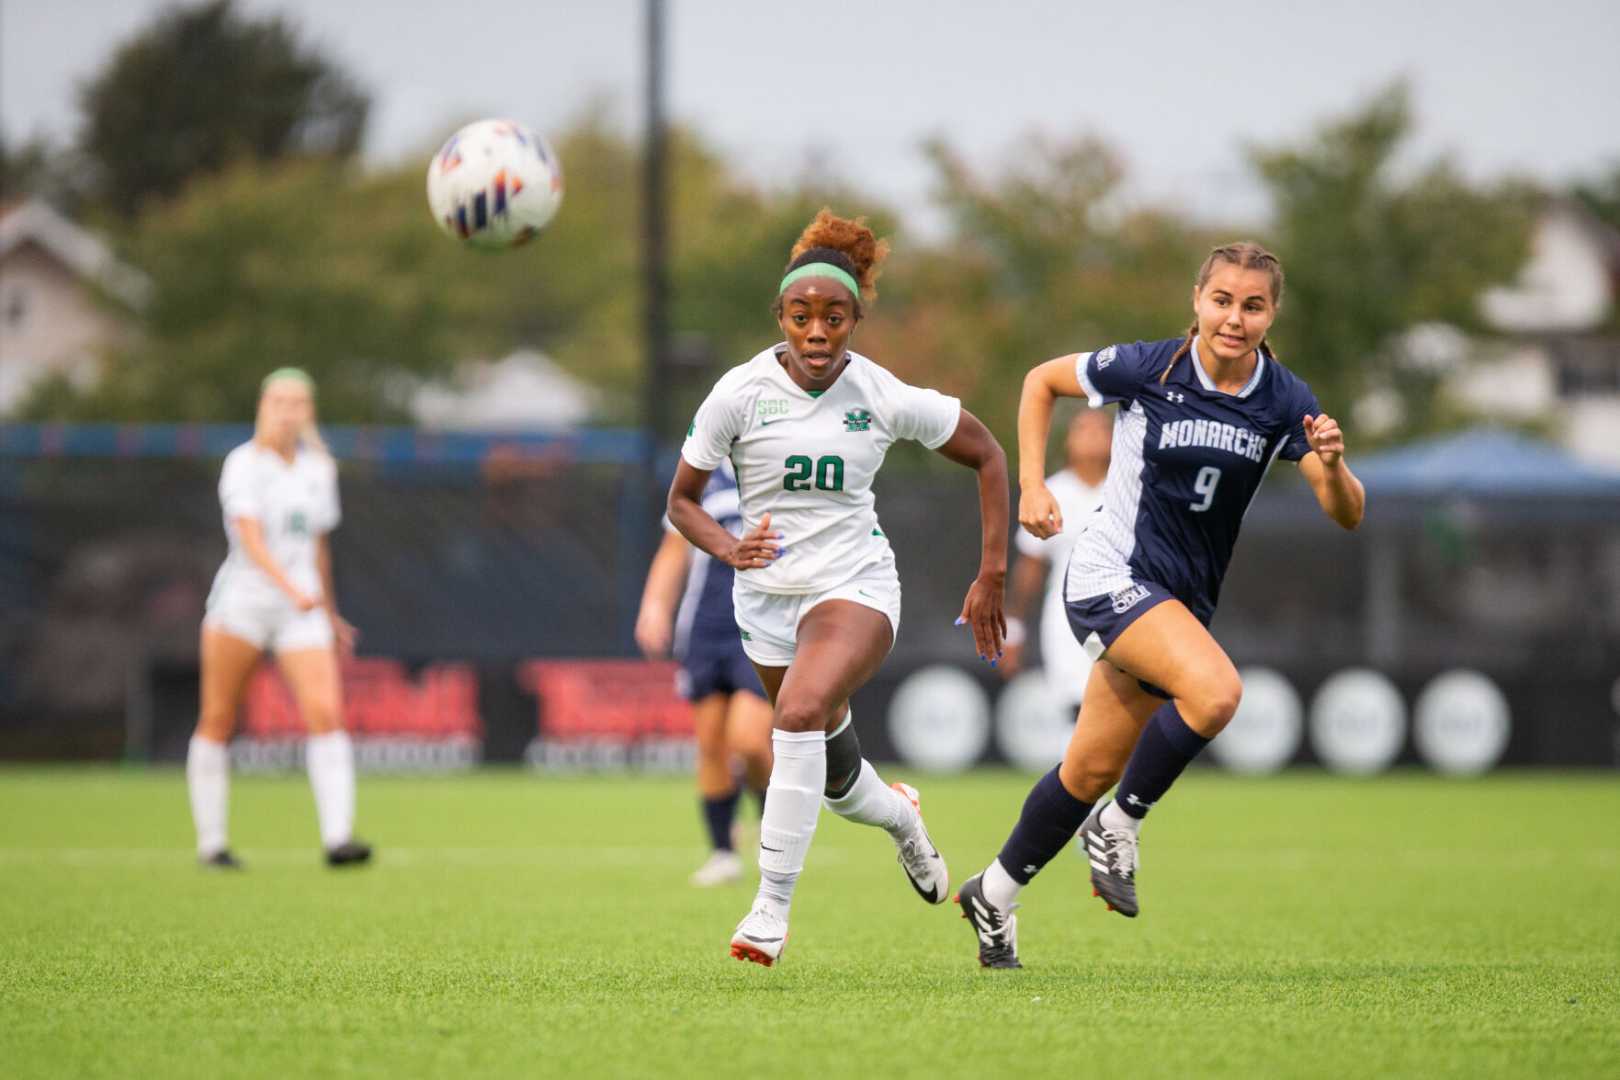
[4,0,1617,229]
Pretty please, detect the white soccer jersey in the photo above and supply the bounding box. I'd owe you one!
[1017,470,1105,640]
[681,346,961,595]
[1015,469,1105,703]
[207,441,341,606]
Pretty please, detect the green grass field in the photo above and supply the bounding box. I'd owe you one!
[1,768,1616,1078]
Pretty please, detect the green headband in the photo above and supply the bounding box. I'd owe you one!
[261,367,315,394]
[778,262,862,304]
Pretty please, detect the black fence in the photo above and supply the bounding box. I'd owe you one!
[1,425,1616,768]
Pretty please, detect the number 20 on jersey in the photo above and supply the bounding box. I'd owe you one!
[783,454,844,492]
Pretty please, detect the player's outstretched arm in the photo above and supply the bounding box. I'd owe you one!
[634,530,692,659]
[668,458,782,571]
[1017,357,1084,539]
[934,409,1009,662]
[1298,413,1365,530]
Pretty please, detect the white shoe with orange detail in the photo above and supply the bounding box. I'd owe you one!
[890,782,949,904]
[729,904,789,967]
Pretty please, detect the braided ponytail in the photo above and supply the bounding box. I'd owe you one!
[1159,320,1199,386]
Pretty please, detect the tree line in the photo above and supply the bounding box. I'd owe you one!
[4,0,1585,454]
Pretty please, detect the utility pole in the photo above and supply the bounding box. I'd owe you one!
[624,0,672,651]
[642,0,671,479]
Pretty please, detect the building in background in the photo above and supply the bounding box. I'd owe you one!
[410,348,597,431]
[0,199,151,415]
[1458,199,1620,469]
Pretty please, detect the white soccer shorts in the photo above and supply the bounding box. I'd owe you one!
[732,566,902,668]
[204,592,334,653]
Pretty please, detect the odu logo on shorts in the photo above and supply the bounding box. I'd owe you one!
[1110,583,1151,614]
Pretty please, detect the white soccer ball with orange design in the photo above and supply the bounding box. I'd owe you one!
[426,119,563,249]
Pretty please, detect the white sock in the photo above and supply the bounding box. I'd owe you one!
[1100,798,1141,834]
[305,731,356,849]
[981,857,1022,911]
[187,735,230,857]
[824,759,917,837]
[754,729,826,917]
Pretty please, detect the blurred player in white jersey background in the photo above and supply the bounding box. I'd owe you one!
[187,369,371,870]
[999,407,1111,713]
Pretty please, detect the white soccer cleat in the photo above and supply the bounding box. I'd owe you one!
[890,782,949,904]
[689,850,744,888]
[729,904,789,967]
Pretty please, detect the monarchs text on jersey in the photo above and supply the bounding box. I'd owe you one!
[681,347,960,595]
[1066,337,1320,621]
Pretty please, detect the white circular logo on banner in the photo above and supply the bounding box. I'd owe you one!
[1209,667,1302,774]
[887,665,991,773]
[1414,669,1511,775]
[1309,668,1406,775]
[994,670,1074,772]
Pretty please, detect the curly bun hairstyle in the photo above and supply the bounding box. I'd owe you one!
[772,209,891,318]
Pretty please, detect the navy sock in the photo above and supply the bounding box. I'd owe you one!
[701,790,741,852]
[1114,703,1211,820]
[995,766,1094,885]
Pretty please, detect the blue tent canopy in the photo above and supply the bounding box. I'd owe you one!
[1354,428,1620,497]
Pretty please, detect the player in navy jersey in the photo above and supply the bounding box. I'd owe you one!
[636,460,773,887]
[957,242,1364,968]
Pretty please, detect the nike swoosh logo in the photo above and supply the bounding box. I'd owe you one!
[760,418,787,426]
[760,845,783,853]
[741,933,783,944]
[857,589,878,600]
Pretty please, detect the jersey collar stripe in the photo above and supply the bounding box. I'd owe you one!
[1189,339,1267,399]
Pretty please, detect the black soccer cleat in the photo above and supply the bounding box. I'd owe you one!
[1078,801,1139,918]
[324,839,373,868]
[199,849,243,870]
[955,873,1022,969]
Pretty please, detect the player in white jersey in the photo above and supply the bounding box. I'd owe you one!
[668,210,1010,966]
[999,408,1111,712]
[187,368,371,869]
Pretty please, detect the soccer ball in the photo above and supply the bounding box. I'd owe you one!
[426,119,564,249]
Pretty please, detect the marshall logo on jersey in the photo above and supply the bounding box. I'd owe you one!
[1110,583,1152,613]
[1095,345,1117,369]
[843,408,872,432]
[1158,417,1269,463]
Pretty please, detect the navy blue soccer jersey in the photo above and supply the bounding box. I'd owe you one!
[1064,336,1321,622]
[671,459,744,655]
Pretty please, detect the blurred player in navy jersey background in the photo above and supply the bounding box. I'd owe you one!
[636,459,773,887]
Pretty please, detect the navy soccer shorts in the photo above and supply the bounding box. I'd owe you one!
[1063,578,1188,700]
[677,633,764,702]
